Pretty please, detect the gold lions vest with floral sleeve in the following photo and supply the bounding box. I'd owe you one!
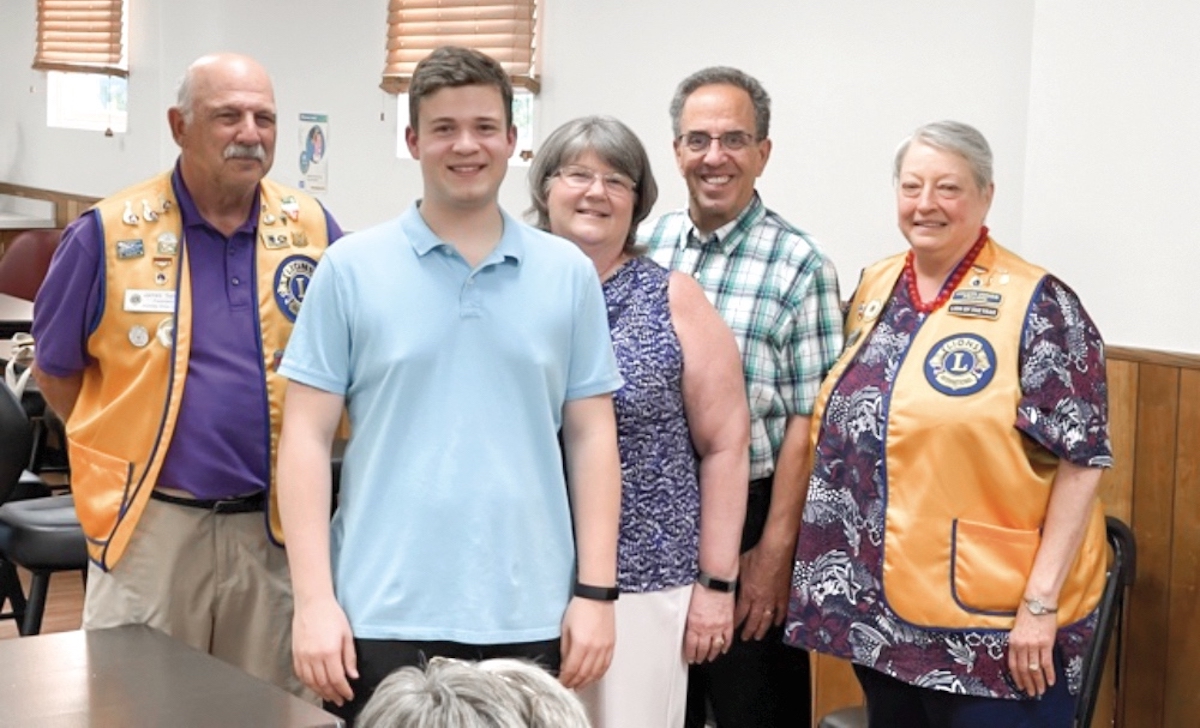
[810,239,1106,629]
[68,171,329,570]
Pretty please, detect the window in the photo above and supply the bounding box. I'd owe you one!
[383,0,540,163]
[381,0,540,94]
[35,0,129,134]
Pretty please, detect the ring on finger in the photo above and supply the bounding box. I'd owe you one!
[715,636,726,647]
[1029,662,1040,671]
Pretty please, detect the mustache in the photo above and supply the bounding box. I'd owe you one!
[224,143,267,162]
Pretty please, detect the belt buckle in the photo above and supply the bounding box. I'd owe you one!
[211,494,261,514]
[211,498,241,514]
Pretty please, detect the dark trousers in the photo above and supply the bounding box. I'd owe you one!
[326,637,561,726]
[684,477,812,728]
[854,656,1074,728]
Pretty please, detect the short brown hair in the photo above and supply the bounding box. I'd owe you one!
[408,46,514,130]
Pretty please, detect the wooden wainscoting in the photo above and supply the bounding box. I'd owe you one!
[0,182,98,228]
[0,182,98,255]
[812,345,1200,728]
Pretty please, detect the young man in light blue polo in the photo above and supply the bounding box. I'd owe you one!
[274,47,623,724]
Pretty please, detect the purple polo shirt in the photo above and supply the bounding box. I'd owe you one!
[33,164,342,499]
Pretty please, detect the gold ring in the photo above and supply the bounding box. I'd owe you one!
[1029,663,1040,671]
[715,637,726,646]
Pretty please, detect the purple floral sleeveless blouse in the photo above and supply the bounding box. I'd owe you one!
[604,257,700,593]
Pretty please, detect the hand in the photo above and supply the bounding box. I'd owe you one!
[292,595,358,705]
[1007,605,1058,697]
[734,540,791,641]
[684,583,735,663]
[558,596,615,689]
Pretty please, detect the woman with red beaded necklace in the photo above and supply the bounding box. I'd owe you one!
[783,121,1112,728]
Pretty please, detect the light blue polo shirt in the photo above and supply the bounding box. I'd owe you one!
[280,203,622,644]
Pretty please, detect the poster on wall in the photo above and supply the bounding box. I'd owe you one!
[298,113,329,193]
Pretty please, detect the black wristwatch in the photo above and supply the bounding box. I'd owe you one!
[573,582,620,601]
[697,570,738,593]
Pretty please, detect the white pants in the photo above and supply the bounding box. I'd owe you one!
[579,585,691,728]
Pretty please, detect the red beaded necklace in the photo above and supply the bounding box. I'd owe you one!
[903,226,989,314]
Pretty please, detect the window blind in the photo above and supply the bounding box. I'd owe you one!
[381,0,539,94]
[34,0,127,77]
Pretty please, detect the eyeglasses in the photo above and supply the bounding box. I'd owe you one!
[553,165,637,196]
[677,131,758,153]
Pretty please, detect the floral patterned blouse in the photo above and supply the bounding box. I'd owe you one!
[604,257,701,593]
[784,273,1112,699]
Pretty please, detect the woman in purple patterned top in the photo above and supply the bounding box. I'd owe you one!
[529,116,750,728]
[784,121,1111,728]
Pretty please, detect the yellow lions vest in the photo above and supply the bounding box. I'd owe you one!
[811,239,1106,629]
[68,172,329,570]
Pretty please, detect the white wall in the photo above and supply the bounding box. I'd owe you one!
[1020,0,1200,354]
[0,0,1195,353]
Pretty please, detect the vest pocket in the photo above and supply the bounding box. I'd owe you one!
[69,440,134,544]
[951,519,1040,615]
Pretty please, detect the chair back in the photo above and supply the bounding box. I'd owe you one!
[0,228,63,301]
[1075,516,1137,728]
[0,383,34,504]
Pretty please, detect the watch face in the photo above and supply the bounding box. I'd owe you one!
[1025,598,1053,615]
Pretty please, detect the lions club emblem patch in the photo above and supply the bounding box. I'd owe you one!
[274,255,317,322]
[924,334,996,396]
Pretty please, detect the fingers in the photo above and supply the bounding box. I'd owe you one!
[558,633,613,689]
[684,628,731,664]
[772,596,787,627]
[733,594,751,630]
[558,631,582,688]
[684,629,704,664]
[1007,642,1054,697]
[293,612,357,706]
[298,651,354,705]
[739,602,776,641]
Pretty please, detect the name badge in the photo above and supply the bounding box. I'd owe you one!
[124,289,176,313]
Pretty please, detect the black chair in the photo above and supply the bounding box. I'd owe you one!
[0,494,88,634]
[0,381,87,636]
[819,516,1138,728]
[0,382,36,628]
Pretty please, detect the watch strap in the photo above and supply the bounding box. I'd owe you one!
[573,582,619,602]
[697,571,738,593]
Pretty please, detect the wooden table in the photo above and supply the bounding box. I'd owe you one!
[0,625,344,727]
[0,292,33,339]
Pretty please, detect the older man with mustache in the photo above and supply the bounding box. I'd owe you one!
[32,53,342,695]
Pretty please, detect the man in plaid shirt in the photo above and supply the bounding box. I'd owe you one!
[640,66,843,728]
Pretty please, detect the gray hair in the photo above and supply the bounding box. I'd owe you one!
[893,120,993,190]
[477,659,592,727]
[176,69,197,122]
[669,66,771,140]
[528,115,658,251]
[356,657,590,728]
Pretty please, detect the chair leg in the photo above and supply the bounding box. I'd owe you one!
[19,570,51,636]
[1,559,28,625]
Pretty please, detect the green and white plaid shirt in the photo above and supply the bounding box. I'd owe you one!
[640,194,843,479]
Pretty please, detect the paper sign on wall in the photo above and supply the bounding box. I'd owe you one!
[298,113,329,193]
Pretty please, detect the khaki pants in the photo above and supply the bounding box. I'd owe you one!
[83,497,303,696]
